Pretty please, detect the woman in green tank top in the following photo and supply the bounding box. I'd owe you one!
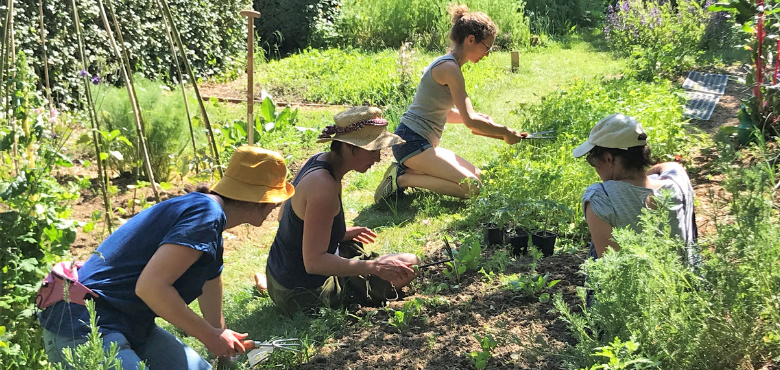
[374,4,527,201]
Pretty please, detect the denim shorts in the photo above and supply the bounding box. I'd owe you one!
[392,124,432,169]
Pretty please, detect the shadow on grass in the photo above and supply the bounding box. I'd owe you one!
[353,190,468,229]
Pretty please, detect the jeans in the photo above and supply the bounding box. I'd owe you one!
[392,124,432,169]
[43,326,211,370]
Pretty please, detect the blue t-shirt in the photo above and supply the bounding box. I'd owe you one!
[39,192,225,346]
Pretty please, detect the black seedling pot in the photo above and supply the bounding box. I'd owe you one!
[483,223,503,246]
[505,227,529,255]
[531,231,557,257]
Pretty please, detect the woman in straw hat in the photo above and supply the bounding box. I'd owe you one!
[573,114,699,266]
[374,4,527,202]
[257,106,420,315]
[39,146,295,370]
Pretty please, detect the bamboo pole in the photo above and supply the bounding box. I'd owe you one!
[96,0,160,202]
[155,0,197,172]
[0,0,11,115]
[8,0,17,173]
[37,0,53,125]
[159,0,222,177]
[239,10,260,146]
[69,0,113,233]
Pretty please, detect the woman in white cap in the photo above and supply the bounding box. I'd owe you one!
[258,106,420,315]
[39,146,295,370]
[573,113,699,266]
[374,4,527,201]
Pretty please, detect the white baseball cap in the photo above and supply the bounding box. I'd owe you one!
[572,114,647,158]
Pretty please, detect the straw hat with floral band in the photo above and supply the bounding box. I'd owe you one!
[317,106,405,150]
[211,145,295,204]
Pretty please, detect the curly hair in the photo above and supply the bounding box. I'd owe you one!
[448,4,498,44]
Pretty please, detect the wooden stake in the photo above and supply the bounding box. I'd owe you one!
[38,0,53,123]
[240,10,260,146]
[96,0,160,203]
[159,0,223,177]
[511,51,519,73]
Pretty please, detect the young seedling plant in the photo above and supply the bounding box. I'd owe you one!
[465,333,498,370]
[443,236,483,284]
[386,298,424,331]
[502,272,561,303]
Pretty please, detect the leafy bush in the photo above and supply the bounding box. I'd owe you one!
[0,60,79,370]
[524,0,607,36]
[603,0,727,80]
[468,77,691,239]
[554,151,780,369]
[95,76,191,181]
[253,0,340,55]
[4,0,249,105]
[318,0,529,51]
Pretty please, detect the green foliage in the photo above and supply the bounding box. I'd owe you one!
[525,0,606,36]
[468,77,691,241]
[554,148,780,369]
[582,337,659,370]
[4,0,250,106]
[0,64,80,370]
[465,333,497,370]
[386,298,424,331]
[94,76,191,181]
[502,272,560,302]
[604,0,732,80]
[320,0,529,51]
[443,235,483,282]
[253,0,340,55]
[57,300,140,370]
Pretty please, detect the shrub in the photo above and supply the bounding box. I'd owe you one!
[604,0,725,79]
[317,0,529,51]
[467,77,691,237]
[95,76,191,181]
[4,0,250,106]
[253,0,340,55]
[524,0,607,36]
[554,153,780,369]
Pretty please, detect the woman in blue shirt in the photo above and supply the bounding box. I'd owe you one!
[39,146,295,370]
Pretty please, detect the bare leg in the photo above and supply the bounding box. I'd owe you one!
[254,272,267,291]
[376,253,421,287]
[397,147,481,198]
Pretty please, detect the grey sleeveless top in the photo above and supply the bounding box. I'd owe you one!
[400,54,458,147]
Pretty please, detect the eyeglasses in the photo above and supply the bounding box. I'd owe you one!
[585,152,598,167]
[480,40,494,55]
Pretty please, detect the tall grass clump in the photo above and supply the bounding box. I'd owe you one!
[524,0,606,36]
[95,76,191,181]
[320,0,529,51]
[554,145,780,369]
[467,77,691,236]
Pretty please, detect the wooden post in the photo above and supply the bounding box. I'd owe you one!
[240,10,260,146]
[511,51,519,73]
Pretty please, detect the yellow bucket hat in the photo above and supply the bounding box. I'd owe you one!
[210,145,295,203]
[316,106,405,150]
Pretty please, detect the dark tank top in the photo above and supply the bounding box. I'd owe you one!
[266,153,346,289]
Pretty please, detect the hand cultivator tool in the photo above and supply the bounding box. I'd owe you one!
[417,236,457,271]
[244,338,303,367]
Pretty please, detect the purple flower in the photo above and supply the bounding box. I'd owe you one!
[79,69,89,77]
[620,1,629,12]
[91,76,101,85]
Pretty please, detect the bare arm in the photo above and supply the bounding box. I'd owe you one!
[136,244,247,357]
[646,161,684,176]
[198,276,225,330]
[298,174,415,282]
[584,203,620,258]
[433,62,523,144]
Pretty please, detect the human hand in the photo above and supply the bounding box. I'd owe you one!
[475,112,496,124]
[345,226,377,244]
[203,328,248,357]
[503,128,527,145]
[371,259,416,283]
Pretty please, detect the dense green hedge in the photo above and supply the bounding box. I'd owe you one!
[2,0,250,105]
[253,0,340,55]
